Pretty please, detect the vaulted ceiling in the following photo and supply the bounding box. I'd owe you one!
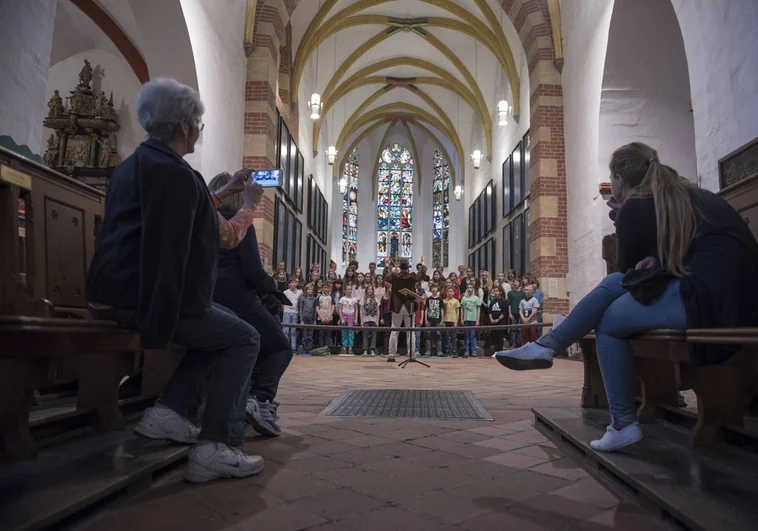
[290,0,532,183]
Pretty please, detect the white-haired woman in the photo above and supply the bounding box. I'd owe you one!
[87,78,266,483]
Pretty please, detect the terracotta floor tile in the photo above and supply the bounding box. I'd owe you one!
[312,465,386,487]
[512,443,566,461]
[483,451,549,469]
[450,470,571,503]
[351,475,432,504]
[529,457,589,481]
[329,447,396,466]
[338,506,443,531]
[339,434,396,448]
[294,487,385,520]
[226,505,327,531]
[550,477,619,509]
[455,510,557,531]
[399,490,493,524]
[473,437,532,452]
[577,503,669,530]
[372,441,436,458]
[439,443,507,459]
[286,454,353,474]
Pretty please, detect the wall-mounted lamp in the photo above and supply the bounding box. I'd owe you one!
[454,184,463,200]
[309,93,323,120]
[497,99,512,126]
[326,145,337,165]
[470,149,482,169]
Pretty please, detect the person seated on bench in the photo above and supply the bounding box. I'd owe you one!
[494,142,758,452]
[86,78,267,483]
[208,173,293,438]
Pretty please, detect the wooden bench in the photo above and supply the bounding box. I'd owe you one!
[0,149,182,461]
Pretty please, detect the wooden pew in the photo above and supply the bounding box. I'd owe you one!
[0,149,181,460]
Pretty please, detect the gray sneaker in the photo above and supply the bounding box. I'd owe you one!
[494,342,555,370]
[245,398,281,436]
[135,406,199,444]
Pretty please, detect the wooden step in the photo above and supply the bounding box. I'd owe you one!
[533,407,758,531]
[0,427,189,531]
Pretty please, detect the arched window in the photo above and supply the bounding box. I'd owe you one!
[341,148,359,264]
[377,142,413,262]
[432,149,450,268]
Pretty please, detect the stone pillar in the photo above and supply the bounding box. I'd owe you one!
[504,0,569,315]
[243,0,293,265]
[0,0,57,153]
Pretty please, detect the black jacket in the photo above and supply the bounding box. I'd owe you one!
[616,188,758,365]
[86,138,219,348]
[214,207,276,303]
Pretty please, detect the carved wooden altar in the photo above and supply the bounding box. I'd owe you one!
[42,60,121,191]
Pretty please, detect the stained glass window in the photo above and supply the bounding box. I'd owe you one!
[341,148,359,264]
[376,142,414,262]
[432,149,450,268]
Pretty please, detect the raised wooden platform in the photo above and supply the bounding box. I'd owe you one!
[533,407,758,531]
[0,426,189,531]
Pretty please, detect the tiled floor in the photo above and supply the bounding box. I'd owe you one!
[76,357,668,531]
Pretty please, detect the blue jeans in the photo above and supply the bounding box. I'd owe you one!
[90,303,259,446]
[282,312,298,350]
[538,272,686,427]
[510,315,522,345]
[464,321,477,353]
[302,317,314,352]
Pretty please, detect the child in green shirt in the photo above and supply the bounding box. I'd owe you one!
[460,285,482,357]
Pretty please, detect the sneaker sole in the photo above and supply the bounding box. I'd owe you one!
[494,355,554,371]
[245,409,281,437]
[184,459,264,483]
[591,434,643,452]
[134,423,198,444]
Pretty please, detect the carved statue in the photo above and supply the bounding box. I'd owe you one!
[43,134,59,166]
[106,92,117,118]
[47,90,64,118]
[79,59,93,87]
[98,136,111,167]
[68,91,85,114]
[95,91,108,117]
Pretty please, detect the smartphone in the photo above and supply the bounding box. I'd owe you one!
[250,169,282,188]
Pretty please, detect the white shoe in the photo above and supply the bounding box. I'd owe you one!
[362,350,369,356]
[184,442,264,483]
[135,406,199,444]
[590,423,643,452]
[494,342,555,370]
[245,397,281,437]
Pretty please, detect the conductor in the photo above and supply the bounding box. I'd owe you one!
[383,255,427,362]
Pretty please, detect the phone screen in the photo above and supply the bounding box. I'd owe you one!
[250,169,282,188]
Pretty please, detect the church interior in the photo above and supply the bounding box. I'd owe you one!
[2,0,758,530]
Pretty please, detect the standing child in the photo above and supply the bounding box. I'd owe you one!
[442,287,461,357]
[299,284,318,354]
[330,280,344,349]
[360,284,379,356]
[338,285,358,354]
[379,284,392,354]
[424,283,443,356]
[488,285,508,351]
[316,283,335,348]
[519,285,541,345]
[507,279,525,346]
[282,279,302,352]
[460,285,482,357]
[413,285,427,356]
[532,279,545,338]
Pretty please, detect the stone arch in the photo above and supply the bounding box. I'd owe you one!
[600,0,696,183]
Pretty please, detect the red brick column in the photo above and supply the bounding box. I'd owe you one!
[503,0,569,316]
[244,0,295,265]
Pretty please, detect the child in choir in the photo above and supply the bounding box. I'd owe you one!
[442,286,461,357]
[519,285,541,345]
[338,285,358,354]
[488,285,508,351]
[353,274,365,349]
[413,284,426,356]
[460,284,482,357]
[331,280,344,348]
[379,284,392,355]
[424,283,443,357]
[507,278,525,346]
[531,279,545,338]
[282,278,302,352]
[316,283,335,348]
[360,284,379,356]
[298,283,318,355]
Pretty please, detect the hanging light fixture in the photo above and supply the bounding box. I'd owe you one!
[325,28,337,165]
[470,149,482,169]
[326,145,337,165]
[497,99,512,126]
[309,93,322,120]
[454,184,463,201]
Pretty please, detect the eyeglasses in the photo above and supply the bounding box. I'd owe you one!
[197,121,205,132]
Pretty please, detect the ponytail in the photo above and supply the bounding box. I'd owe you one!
[611,143,697,277]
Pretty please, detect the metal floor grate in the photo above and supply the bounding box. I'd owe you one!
[320,389,493,420]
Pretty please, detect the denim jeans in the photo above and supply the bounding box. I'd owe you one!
[91,303,259,446]
[538,272,687,427]
[302,317,315,352]
[510,315,522,345]
[219,293,293,403]
[426,318,441,352]
[389,307,413,356]
[282,312,299,350]
[362,321,377,351]
[444,322,456,355]
[414,326,424,352]
[464,321,477,352]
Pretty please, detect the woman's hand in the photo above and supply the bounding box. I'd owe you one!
[242,182,264,210]
[216,168,251,199]
[635,256,660,270]
[607,197,622,223]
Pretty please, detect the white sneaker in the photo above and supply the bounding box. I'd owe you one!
[494,342,555,370]
[135,406,199,444]
[590,423,643,452]
[362,350,369,356]
[245,397,281,437]
[184,442,264,483]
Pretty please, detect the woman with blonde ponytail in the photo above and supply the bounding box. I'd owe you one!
[495,142,758,453]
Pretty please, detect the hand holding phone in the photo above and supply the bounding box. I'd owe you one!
[250,169,282,188]
[242,181,264,210]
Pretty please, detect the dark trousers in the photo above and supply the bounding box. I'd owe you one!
[426,318,441,352]
[91,303,259,447]
[444,322,456,355]
[489,317,505,351]
[214,292,293,403]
